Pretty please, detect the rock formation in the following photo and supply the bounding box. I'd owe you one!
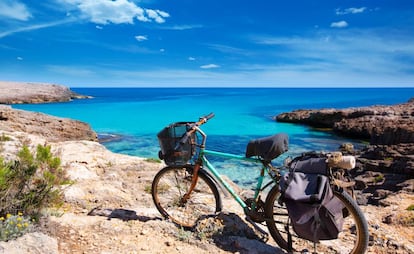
[275,98,414,208]
[0,105,97,142]
[275,99,414,145]
[0,81,90,104]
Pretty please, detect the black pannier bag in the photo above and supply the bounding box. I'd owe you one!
[157,122,196,166]
[280,156,344,242]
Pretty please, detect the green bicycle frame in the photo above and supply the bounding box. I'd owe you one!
[200,149,270,210]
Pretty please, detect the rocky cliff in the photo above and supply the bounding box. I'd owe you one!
[275,99,414,207]
[0,105,97,142]
[276,99,414,145]
[0,81,97,142]
[0,81,90,104]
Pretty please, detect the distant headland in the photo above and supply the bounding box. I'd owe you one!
[0,81,91,104]
[275,98,414,145]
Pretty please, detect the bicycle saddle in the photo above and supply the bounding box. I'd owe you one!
[245,133,289,162]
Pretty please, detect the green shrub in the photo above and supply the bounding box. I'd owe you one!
[0,144,69,218]
[0,134,11,142]
[144,158,161,163]
[373,174,384,183]
[176,226,192,242]
[144,184,152,193]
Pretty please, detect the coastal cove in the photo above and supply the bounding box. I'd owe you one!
[13,87,414,154]
[13,87,414,187]
[1,82,414,253]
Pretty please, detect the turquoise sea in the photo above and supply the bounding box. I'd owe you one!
[12,88,414,187]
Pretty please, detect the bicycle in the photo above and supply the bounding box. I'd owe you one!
[151,113,369,253]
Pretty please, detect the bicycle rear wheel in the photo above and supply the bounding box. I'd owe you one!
[152,165,222,228]
[265,185,369,254]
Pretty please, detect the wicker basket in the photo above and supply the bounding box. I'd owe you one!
[157,122,196,165]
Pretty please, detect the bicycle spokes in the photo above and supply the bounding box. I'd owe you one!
[152,166,221,228]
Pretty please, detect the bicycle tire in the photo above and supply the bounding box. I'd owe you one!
[152,165,222,228]
[265,185,369,254]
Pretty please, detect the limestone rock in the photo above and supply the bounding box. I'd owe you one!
[276,99,414,209]
[276,98,414,145]
[0,105,97,142]
[0,232,58,254]
[0,81,90,104]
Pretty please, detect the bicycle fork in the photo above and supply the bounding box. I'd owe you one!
[180,162,201,205]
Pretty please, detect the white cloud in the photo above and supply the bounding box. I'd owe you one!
[0,19,73,39]
[330,21,348,28]
[160,48,165,52]
[188,57,196,61]
[207,43,249,56]
[200,64,220,69]
[135,35,148,42]
[255,37,303,45]
[59,0,169,25]
[161,24,203,30]
[0,0,32,21]
[251,30,414,86]
[336,7,367,15]
[145,9,170,24]
[16,56,23,61]
[96,25,103,30]
[57,64,414,87]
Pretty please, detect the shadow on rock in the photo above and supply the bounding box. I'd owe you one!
[87,206,161,222]
[194,212,285,254]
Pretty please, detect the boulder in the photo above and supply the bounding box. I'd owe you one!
[0,105,97,142]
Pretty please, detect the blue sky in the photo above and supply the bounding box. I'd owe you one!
[0,0,413,87]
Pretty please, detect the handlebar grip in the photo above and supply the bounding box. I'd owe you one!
[198,112,214,125]
[204,112,215,120]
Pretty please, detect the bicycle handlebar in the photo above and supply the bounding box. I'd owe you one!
[198,112,215,125]
[174,113,215,151]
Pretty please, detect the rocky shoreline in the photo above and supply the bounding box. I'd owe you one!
[275,98,414,145]
[274,100,414,252]
[0,105,97,143]
[275,99,414,205]
[0,81,91,104]
[0,82,284,254]
[0,82,413,253]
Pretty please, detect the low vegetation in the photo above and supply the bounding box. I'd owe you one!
[0,134,11,142]
[0,213,33,241]
[0,144,69,241]
[144,158,161,163]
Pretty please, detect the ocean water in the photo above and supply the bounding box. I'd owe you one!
[12,88,414,187]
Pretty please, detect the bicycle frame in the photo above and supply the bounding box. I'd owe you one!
[194,125,277,213]
[202,150,271,209]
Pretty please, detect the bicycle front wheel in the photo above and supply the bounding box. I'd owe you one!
[265,185,369,254]
[151,165,222,228]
